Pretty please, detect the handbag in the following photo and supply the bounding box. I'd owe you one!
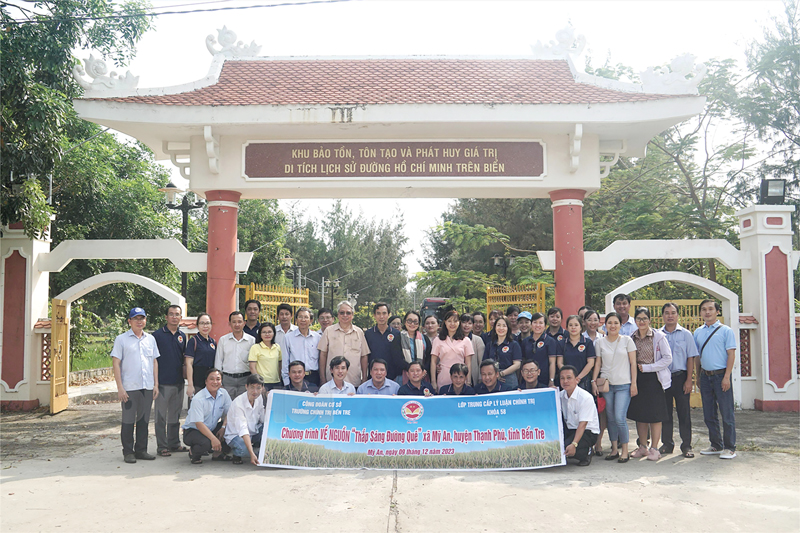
[594,377,610,393]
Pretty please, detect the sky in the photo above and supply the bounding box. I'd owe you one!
[109,0,784,275]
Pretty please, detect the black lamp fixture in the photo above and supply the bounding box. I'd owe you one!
[159,181,205,298]
[760,179,786,205]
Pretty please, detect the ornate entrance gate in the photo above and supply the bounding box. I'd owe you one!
[50,299,70,414]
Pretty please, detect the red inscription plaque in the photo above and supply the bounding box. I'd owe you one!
[243,141,545,179]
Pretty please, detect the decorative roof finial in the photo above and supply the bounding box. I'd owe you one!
[72,55,139,93]
[206,26,261,58]
[639,54,707,95]
[531,26,586,59]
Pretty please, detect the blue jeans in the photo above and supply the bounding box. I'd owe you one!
[604,384,631,444]
[700,372,736,450]
[228,424,263,458]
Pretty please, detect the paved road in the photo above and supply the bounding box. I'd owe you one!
[1,404,798,532]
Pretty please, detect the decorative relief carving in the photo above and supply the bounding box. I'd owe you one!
[204,126,220,174]
[640,54,707,95]
[41,333,51,381]
[531,26,586,59]
[569,124,582,173]
[72,55,139,92]
[206,26,261,58]
[739,329,751,377]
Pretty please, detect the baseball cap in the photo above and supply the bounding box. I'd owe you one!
[128,307,147,319]
[518,311,533,321]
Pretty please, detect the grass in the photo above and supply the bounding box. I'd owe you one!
[262,438,563,469]
[71,339,113,372]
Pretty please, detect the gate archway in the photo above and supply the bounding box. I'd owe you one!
[604,271,741,406]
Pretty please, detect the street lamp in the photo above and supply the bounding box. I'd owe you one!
[491,254,516,278]
[159,182,205,299]
[283,255,302,290]
[323,278,340,307]
[760,179,786,205]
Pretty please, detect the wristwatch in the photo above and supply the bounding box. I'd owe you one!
[572,441,578,447]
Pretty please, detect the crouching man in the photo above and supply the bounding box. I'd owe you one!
[560,365,600,466]
[224,374,266,465]
[182,368,232,464]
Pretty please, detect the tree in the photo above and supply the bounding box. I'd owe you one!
[1,0,151,237]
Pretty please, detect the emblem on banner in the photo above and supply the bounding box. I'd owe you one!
[401,401,424,422]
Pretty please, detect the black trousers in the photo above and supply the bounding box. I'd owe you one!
[663,370,693,452]
[183,421,229,458]
[306,370,320,386]
[564,427,597,462]
[121,389,154,456]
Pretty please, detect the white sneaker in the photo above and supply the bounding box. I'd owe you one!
[720,449,737,459]
[700,446,722,455]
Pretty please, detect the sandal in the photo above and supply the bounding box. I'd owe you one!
[618,456,630,463]
[594,449,604,457]
[169,446,189,453]
[604,453,620,461]
[683,450,695,458]
[190,456,203,464]
[211,453,232,461]
[232,456,243,465]
[158,449,172,457]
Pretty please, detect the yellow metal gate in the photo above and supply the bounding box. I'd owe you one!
[486,283,549,316]
[236,283,310,323]
[50,299,70,414]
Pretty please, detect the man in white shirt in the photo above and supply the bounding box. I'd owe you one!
[224,374,265,465]
[111,307,160,464]
[319,356,357,395]
[560,365,600,466]
[275,302,298,363]
[282,307,321,386]
[214,311,255,399]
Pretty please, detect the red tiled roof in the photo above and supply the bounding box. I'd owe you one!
[96,59,681,106]
[739,315,758,324]
[34,319,51,329]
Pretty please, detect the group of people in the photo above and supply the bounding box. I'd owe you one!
[110,294,737,468]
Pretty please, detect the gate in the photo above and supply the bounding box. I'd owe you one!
[486,283,549,316]
[50,298,70,414]
[630,299,724,330]
[237,283,310,323]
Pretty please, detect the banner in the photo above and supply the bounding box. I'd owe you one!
[258,389,565,471]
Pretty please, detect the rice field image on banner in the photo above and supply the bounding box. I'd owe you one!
[258,389,565,471]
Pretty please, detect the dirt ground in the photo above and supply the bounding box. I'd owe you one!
[1,403,799,532]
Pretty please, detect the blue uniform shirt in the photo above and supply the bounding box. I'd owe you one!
[185,334,217,368]
[364,326,405,379]
[476,381,503,394]
[694,321,737,371]
[521,334,560,387]
[660,324,699,372]
[484,337,522,371]
[152,325,186,386]
[546,327,566,343]
[398,381,435,396]
[559,336,596,374]
[439,384,476,395]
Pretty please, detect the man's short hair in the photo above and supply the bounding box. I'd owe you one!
[450,363,469,376]
[480,358,499,372]
[166,304,182,315]
[506,305,521,316]
[329,355,350,370]
[244,299,261,311]
[288,360,306,371]
[369,358,388,372]
[373,302,390,314]
[247,373,265,386]
[521,358,540,370]
[700,299,721,313]
[276,303,293,315]
[613,293,632,304]
[407,360,424,372]
[295,306,312,321]
[560,365,578,378]
[661,302,679,314]
[206,368,222,380]
[318,307,333,318]
[546,307,562,318]
[577,305,590,315]
[229,311,244,321]
[336,301,354,314]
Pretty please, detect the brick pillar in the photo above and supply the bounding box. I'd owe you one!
[549,189,586,316]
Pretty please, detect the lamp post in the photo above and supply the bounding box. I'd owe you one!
[491,253,516,279]
[323,278,340,307]
[283,255,303,290]
[159,182,205,299]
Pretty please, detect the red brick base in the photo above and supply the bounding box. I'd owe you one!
[0,399,41,412]
[754,399,800,412]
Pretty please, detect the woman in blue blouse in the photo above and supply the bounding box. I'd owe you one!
[558,315,596,394]
[185,313,217,400]
[485,317,522,390]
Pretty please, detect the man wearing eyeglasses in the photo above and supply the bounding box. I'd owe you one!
[152,305,188,457]
[317,300,370,387]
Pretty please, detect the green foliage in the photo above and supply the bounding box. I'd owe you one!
[1,0,152,237]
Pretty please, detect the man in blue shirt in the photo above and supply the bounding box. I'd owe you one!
[605,294,637,336]
[152,305,187,457]
[182,368,232,464]
[357,359,400,395]
[694,299,737,460]
[364,302,405,383]
[659,302,699,457]
[111,307,160,464]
